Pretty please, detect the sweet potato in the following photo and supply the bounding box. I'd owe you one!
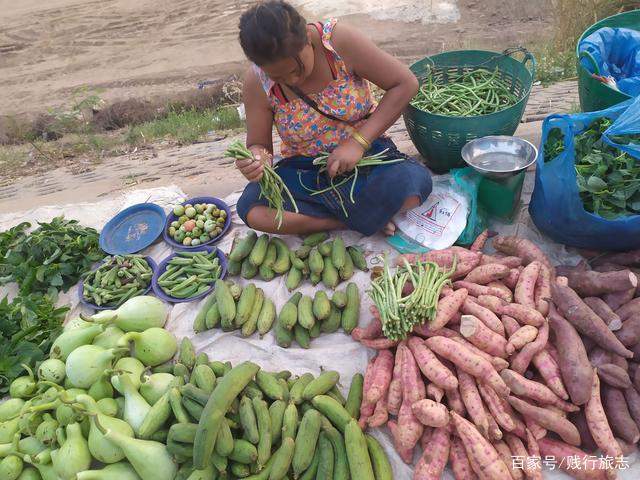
[451,337,509,371]
[537,438,607,480]
[366,349,394,405]
[498,303,545,327]
[589,346,613,367]
[597,363,632,389]
[565,269,637,297]
[487,281,514,302]
[368,397,388,428]
[556,261,589,277]
[500,369,577,412]
[446,386,467,416]
[407,336,458,391]
[505,433,540,480]
[493,440,523,480]
[604,287,636,312]
[420,427,433,451]
[440,286,455,298]
[602,386,640,444]
[477,294,507,313]
[402,344,426,405]
[470,229,492,252]
[503,268,521,291]
[454,281,512,302]
[623,386,640,430]
[461,299,505,336]
[532,349,571,401]
[432,288,468,330]
[359,357,377,425]
[585,371,624,460]
[534,264,551,317]
[615,296,640,321]
[424,336,510,397]
[507,396,581,445]
[413,324,458,339]
[583,297,623,331]
[450,411,512,479]
[398,399,423,450]
[514,261,541,308]
[492,236,553,273]
[609,353,628,370]
[510,320,549,374]
[465,263,510,285]
[592,249,640,267]
[387,347,404,416]
[414,426,450,480]
[478,382,517,432]
[426,383,444,403]
[569,409,598,452]
[412,399,449,428]
[351,307,383,340]
[615,437,636,456]
[460,314,508,358]
[388,419,414,464]
[506,326,538,355]
[457,369,489,437]
[615,313,640,346]
[359,337,399,349]
[552,282,633,358]
[486,412,503,442]
[480,254,522,268]
[450,435,477,480]
[548,306,592,404]
[524,418,546,440]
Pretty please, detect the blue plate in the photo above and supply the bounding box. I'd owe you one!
[100,203,166,255]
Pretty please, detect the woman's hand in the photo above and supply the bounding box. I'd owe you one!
[236,145,272,183]
[327,139,365,178]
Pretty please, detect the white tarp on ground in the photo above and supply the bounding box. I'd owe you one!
[1,184,638,479]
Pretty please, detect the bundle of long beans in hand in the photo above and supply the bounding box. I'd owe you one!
[224,140,298,228]
[411,67,519,117]
[368,255,455,340]
[298,149,405,217]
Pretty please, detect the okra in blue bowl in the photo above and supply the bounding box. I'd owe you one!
[152,246,227,303]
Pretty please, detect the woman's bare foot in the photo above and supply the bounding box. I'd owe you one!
[382,221,396,236]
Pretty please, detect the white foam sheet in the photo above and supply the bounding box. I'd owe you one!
[1,185,639,479]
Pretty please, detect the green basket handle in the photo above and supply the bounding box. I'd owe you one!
[521,52,536,81]
[579,51,600,75]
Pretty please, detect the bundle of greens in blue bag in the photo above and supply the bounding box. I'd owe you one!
[545,119,640,220]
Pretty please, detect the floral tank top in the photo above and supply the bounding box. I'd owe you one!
[254,19,377,158]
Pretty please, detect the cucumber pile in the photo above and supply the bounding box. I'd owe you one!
[156,250,222,300]
[193,280,360,348]
[228,231,368,290]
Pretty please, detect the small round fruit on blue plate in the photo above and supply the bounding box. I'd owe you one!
[163,196,231,250]
[100,203,166,255]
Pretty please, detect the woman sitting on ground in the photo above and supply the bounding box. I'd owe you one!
[235,0,432,236]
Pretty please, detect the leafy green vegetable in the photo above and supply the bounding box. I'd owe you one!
[544,127,565,163]
[0,216,103,296]
[572,118,640,220]
[0,293,68,393]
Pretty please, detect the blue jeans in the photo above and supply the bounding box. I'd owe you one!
[237,137,432,236]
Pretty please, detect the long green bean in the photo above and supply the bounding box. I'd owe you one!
[411,67,519,117]
[224,140,299,229]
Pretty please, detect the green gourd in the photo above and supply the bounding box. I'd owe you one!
[76,462,140,480]
[99,427,177,480]
[140,373,175,405]
[111,357,146,394]
[0,454,22,480]
[37,359,66,385]
[51,423,91,480]
[17,436,46,457]
[0,418,20,443]
[118,328,177,367]
[92,326,126,350]
[97,398,119,417]
[35,413,58,446]
[65,345,120,389]
[17,466,40,480]
[50,324,104,360]
[76,395,134,464]
[63,317,91,331]
[86,296,167,332]
[23,456,59,480]
[118,375,152,436]
[88,371,115,401]
[9,366,37,399]
[0,399,25,422]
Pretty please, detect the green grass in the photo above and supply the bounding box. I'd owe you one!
[125,106,242,146]
[532,46,577,85]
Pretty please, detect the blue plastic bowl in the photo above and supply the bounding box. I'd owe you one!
[79,256,158,311]
[151,246,227,303]
[163,197,231,250]
[100,203,165,255]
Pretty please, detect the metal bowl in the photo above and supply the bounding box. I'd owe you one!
[461,136,538,179]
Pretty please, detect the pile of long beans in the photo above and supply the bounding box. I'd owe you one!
[224,140,298,229]
[299,149,405,217]
[82,254,153,307]
[411,67,519,117]
[368,255,454,340]
[157,250,221,299]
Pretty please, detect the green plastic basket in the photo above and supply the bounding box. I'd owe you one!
[577,9,640,112]
[403,49,535,173]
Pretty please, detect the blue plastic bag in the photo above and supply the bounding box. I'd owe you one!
[529,96,640,251]
[452,167,487,246]
[579,27,640,97]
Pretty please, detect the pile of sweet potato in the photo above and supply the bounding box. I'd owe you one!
[352,231,640,480]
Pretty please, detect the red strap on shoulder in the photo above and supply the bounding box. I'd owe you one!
[272,84,288,104]
[313,22,337,79]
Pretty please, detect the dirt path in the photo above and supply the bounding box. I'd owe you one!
[0,0,552,116]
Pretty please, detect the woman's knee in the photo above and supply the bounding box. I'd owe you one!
[236,183,261,225]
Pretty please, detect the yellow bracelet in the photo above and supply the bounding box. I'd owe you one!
[351,131,371,151]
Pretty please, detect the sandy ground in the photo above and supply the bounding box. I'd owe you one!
[0,0,552,116]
